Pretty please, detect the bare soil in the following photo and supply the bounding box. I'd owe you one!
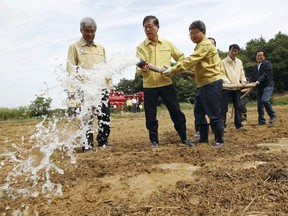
[0,105,288,215]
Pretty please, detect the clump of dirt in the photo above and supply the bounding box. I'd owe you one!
[0,105,288,215]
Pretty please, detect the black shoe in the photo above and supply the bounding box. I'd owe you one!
[191,139,209,144]
[182,139,195,147]
[269,117,276,124]
[258,122,266,125]
[150,141,159,148]
[97,143,107,148]
[82,145,93,153]
[98,142,113,148]
[212,141,224,148]
[237,126,247,131]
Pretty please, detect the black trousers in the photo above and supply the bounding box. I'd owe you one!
[87,89,111,145]
[194,80,224,143]
[221,89,242,129]
[143,85,187,143]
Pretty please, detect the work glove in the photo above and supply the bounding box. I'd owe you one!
[162,67,172,77]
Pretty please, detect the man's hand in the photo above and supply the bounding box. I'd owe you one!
[141,63,150,72]
[251,81,259,87]
[162,67,172,77]
[241,81,246,87]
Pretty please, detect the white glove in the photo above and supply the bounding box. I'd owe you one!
[162,67,172,77]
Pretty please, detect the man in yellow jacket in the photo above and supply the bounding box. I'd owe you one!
[163,20,224,147]
[136,15,192,148]
[66,17,112,152]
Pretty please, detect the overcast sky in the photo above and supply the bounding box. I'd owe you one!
[0,0,287,108]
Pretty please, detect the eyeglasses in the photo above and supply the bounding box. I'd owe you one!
[188,31,201,36]
[143,24,155,30]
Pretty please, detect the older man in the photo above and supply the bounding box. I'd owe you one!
[66,17,112,152]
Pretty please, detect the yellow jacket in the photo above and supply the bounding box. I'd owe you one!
[171,36,223,87]
[66,37,105,73]
[136,37,184,88]
[66,37,112,87]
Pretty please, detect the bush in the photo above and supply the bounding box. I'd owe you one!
[0,106,30,121]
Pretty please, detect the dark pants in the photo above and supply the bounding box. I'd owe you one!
[239,96,249,114]
[194,80,224,143]
[221,89,243,129]
[87,89,111,146]
[143,85,187,143]
[257,86,276,124]
[194,88,207,132]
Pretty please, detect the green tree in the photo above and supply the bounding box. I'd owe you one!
[265,32,288,92]
[29,95,52,117]
[115,73,143,94]
[172,75,196,103]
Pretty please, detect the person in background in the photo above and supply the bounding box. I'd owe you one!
[163,20,224,148]
[136,15,192,148]
[67,92,81,116]
[136,98,141,112]
[132,97,137,113]
[208,37,216,47]
[66,17,112,151]
[221,44,247,131]
[126,98,132,112]
[251,50,277,125]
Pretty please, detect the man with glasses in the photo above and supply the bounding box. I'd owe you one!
[66,17,112,152]
[136,15,193,148]
[163,20,224,148]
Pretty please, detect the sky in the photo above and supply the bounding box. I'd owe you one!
[0,0,287,108]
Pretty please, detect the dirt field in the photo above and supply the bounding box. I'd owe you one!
[0,105,288,215]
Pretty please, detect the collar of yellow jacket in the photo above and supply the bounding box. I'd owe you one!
[144,37,164,46]
[79,37,97,47]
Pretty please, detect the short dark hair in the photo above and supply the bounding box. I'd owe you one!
[208,37,216,46]
[255,49,266,57]
[143,15,159,26]
[229,44,240,51]
[189,20,206,34]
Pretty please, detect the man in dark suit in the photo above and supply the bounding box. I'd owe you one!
[251,50,277,125]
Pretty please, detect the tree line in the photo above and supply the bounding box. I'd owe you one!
[116,32,288,103]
